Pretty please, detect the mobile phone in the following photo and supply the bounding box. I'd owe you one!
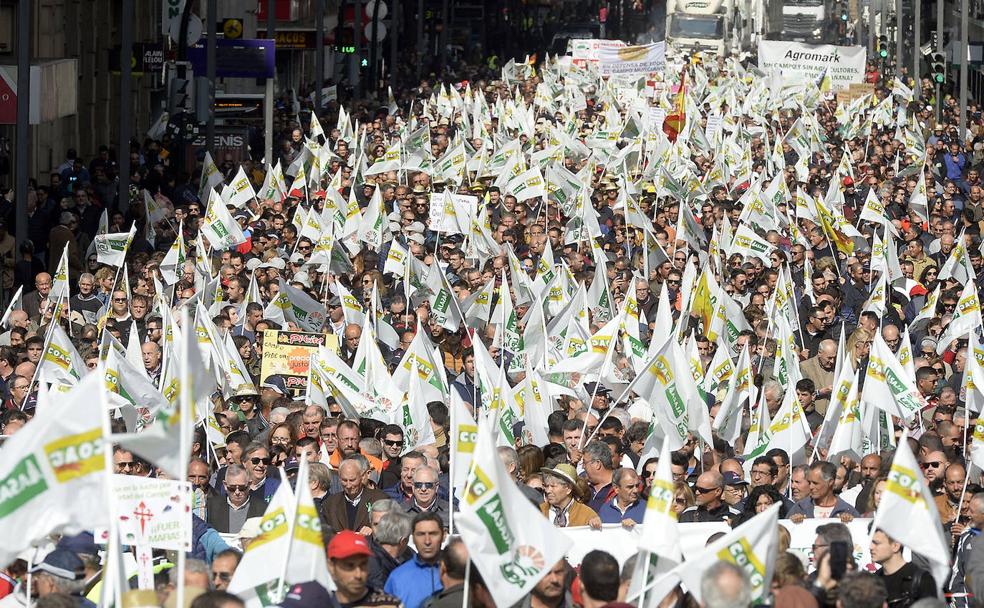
[829,540,849,581]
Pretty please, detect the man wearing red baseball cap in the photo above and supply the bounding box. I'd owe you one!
[327,530,402,608]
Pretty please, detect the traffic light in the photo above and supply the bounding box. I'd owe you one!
[931,53,946,84]
[877,35,889,58]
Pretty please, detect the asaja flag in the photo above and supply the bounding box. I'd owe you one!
[93,225,136,267]
[458,418,572,608]
[871,430,951,591]
[202,190,247,249]
[0,372,110,567]
[862,332,923,420]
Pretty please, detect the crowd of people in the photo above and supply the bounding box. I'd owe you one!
[3,38,984,608]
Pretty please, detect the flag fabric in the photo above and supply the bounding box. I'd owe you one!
[670,503,781,604]
[871,431,951,591]
[936,280,982,354]
[458,418,572,608]
[93,225,136,267]
[862,332,923,420]
[40,325,86,385]
[228,480,296,606]
[0,372,110,566]
[202,190,247,249]
[663,69,687,142]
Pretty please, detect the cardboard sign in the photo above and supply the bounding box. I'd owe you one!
[259,329,330,396]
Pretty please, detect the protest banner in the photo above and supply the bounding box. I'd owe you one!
[259,329,328,396]
[561,518,874,570]
[570,39,626,66]
[757,42,867,90]
[109,475,193,551]
[598,42,666,77]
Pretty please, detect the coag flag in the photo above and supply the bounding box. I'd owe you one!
[0,372,110,566]
[871,431,950,591]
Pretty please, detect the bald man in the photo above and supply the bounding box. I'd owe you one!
[0,310,29,345]
[21,273,53,322]
[882,324,902,354]
[800,339,837,414]
[679,470,738,523]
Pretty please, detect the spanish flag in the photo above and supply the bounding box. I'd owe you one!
[663,68,687,142]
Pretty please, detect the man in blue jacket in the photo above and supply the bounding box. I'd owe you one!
[597,468,646,526]
[385,512,444,608]
[787,461,860,522]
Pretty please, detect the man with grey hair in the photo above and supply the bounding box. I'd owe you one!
[700,561,751,608]
[497,446,543,505]
[69,272,102,323]
[207,464,266,534]
[28,549,90,606]
[320,457,387,533]
[949,492,984,606]
[583,440,616,512]
[761,379,784,417]
[368,501,414,589]
[308,462,333,509]
[407,465,449,528]
[788,461,860,520]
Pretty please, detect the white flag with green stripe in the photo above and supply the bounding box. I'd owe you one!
[458,418,571,608]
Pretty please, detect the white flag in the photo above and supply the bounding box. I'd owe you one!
[936,280,982,354]
[871,431,950,591]
[671,503,781,604]
[862,333,923,420]
[202,190,247,249]
[228,166,257,209]
[458,419,572,608]
[0,372,110,566]
[228,480,295,606]
[93,225,136,268]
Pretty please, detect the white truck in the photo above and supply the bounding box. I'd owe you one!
[781,0,828,43]
[665,0,750,57]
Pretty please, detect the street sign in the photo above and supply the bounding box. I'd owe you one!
[186,39,276,79]
[222,18,243,39]
[108,43,165,74]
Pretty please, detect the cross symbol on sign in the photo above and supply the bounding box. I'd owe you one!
[133,501,154,536]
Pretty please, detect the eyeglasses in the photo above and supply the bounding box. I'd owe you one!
[226,484,249,493]
[116,461,134,470]
[674,497,687,505]
[249,457,271,466]
[694,486,717,494]
[113,298,128,302]
[413,481,436,490]
[384,439,404,447]
[921,461,942,469]
[212,572,233,581]
[641,470,655,479]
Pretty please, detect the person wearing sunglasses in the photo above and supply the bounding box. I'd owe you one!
[209,549,241,591]
[406,466,449,530]
[206,464,265,534]
[679,471,739,523]
[239,442,280,503]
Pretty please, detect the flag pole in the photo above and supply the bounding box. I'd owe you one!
[99,362,124,608]
[176,307,194,608]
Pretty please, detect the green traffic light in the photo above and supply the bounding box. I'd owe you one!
[879,49,888,58]
[935,73,945,83]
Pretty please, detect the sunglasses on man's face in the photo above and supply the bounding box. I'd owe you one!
[249,457,271,466]
[226,484,249,493]
[413,481,436,490]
